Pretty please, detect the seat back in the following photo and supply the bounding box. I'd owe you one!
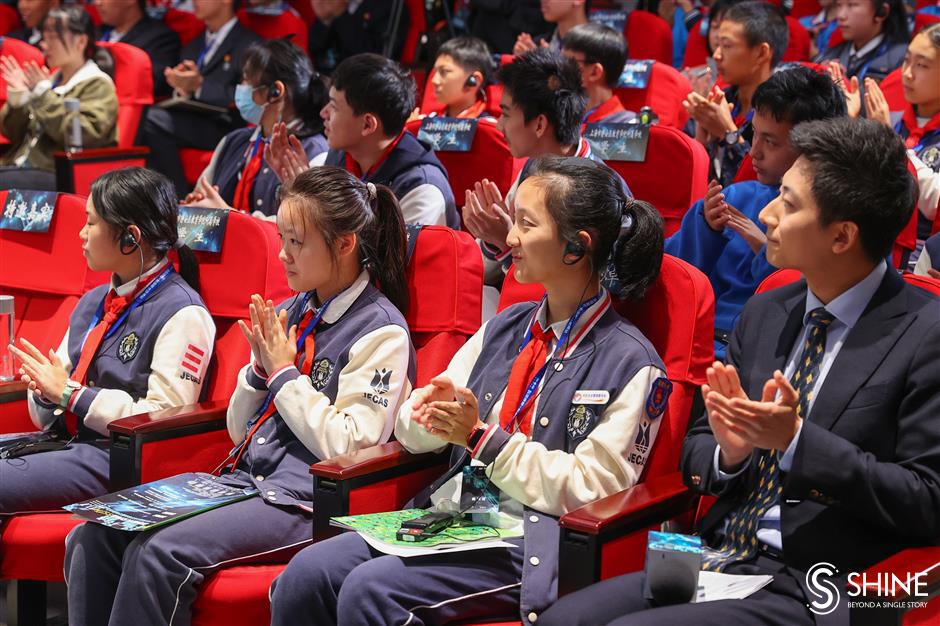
[601,125,710,236]
[497,255,716,480]
[187,211,292,402]
[418,69,503,119]
[97,41,154,148]
[784,16,812,62]
[881,67,906,111]
[755,268,801,294]
[614,61,692,129]
[0,4,20,36]
[624,10,672,66]
[405,117,523,211]
[236,7,308,52]
[165,7,205,46]
[406,226,483,387]
[0,36,45,107]
[401,0,427,64]
[682,19,711,68]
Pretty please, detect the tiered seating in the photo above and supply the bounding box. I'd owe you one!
[614,61,692,129]
[236,6,308,52]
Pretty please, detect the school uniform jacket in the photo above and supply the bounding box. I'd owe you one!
[817,37,907,83]
[27,260,215,438]
[890,107,940,248]
[201,124,328,216]
[313,132,460,228]
[225,272,416,510]
[582,95,637,128]
[105,15,181,97]
[396,292,671,623]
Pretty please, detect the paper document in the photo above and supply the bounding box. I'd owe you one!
[695,571,774,603]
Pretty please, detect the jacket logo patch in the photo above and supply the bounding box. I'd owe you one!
[117,332,140,363]
[310,358,334,391]
[572,389,609,405]
[634,420,652,454]
[567,404,594,438]
[922,146,940,169]
[371,368,392,394]
[645,377,673,419]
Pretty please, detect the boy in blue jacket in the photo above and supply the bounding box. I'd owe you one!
[666,66,847,357]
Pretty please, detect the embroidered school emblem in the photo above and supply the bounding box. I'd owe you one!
[921,146,940,170]
[117,332,140,363]
[645,377,673,419]
[567,404,594,438]
[634,420,652,454]
[310,358,334,391]
[370,368,392,394]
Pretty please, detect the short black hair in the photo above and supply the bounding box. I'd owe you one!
[498,48,586,147]
[752,65,847,125]
[332,53,416,137]
[876,0,911,44]
[436,36,494,87]
[789,118,915,263]
[722,1,789,68]
[562,22,628,89]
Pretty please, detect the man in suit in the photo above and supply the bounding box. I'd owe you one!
[96,0,180,96]
[139,0,260,196]
[7,0,58,47]
[308,0,408,73]
[539,117,940,625]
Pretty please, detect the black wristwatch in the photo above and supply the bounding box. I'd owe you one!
[722,128,742,146]
[466,426,487,451]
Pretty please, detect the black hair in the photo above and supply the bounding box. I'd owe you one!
[90,167,201,293]
[524,156,663,301]
[281,166,409,314]
[704,0,747,55]
[44,6,97,62]
[562,22,628,89]
[436,36,494,89]
[872,0,910,45]
[242,39,328,136]
[753,65,847,125]
[722,1,789,68]
[136,0,147,11]
[922,23,940,49]
[331,53,415,137]
[789,118,915,263]
[498,48,586,147]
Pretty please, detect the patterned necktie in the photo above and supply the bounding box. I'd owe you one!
[498,322,553,436]
[702,307,835,571]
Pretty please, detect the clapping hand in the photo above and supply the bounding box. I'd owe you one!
[410,375,485,446]
[462,179,513,252]
[263,122,309,186]
[10,338,69,405]
[237,295,297,374]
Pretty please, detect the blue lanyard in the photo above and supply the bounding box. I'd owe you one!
[505,292,602,433]
[581,106,599,125]
[247,292,337,426]
[853,42,889,83]
[79,266,174,352]
[894,119,940,154]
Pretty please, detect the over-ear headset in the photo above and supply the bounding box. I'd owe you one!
[874,1,887,18]
[465,74,479,88]
[120,229,139,253]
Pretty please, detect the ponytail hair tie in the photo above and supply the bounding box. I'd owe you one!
[366,182,377,201]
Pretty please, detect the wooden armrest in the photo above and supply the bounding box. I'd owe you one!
[108,400,228,437]
[311,441,443,481]
[560,471,695,539]
[0,380,27,404]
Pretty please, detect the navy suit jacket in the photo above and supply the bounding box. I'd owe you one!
[113,16,181,97]
[681,269,940,575]
[179,20,261,109]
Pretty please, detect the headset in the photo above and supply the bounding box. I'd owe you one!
[268,84,281,100]
[464,74,479,88]
[562,238,586,265]
[120,228,139,254]
[874,1,888,18]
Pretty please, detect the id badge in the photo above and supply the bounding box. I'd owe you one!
[459,464,500,514]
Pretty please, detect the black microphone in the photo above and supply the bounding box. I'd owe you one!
[645,555,699,606]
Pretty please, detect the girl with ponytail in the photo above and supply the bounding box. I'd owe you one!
[268,156,670,626]
[4,166,215,517]
[185,38,330,216]
[64,166,417,626]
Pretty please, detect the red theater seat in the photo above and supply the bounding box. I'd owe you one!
[405,117,524,214]
[625,10,672,66]
[165,7,204,46]
[0,36,45,113]
[180,148,215,188]
[615,61,692,129]
[236,7,308,52]
[601,125,710,237]
[0,5,21,36]
[418,69,503,119]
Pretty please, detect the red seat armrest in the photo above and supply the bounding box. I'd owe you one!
[54,147,151,195]
[0,380,27,404]
[310,441,443,480]
[849,547,940,624]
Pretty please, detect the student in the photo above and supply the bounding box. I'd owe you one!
[818,0,908,86]
[308,0,408,74]
[64,166,417,626]
[562,22,637,126]
[0,6,117,191]
[140,0,262,197]
[1,167,214,514]
[864,23,940,269]
[913,231,940,277]
[540,117,940,626]
[514,0,589,55]
[95,0,180,97]
[462,48,618,287]
[183,39,329,217]
[426,36,495,119]
[800,0,839,58]
[463,0,549,56]
[667,66,848,359]
[269,155,670,626]
[266,53,460,228]
[683,1,789,186]
[8,0,59,48]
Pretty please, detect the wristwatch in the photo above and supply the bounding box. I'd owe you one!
[722,128,741,146]
[466,426,487,451]
[59,380,82,410]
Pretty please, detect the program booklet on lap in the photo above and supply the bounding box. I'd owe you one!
[64,472,258,532]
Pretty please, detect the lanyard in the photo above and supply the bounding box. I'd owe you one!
[731,105,754,129]
[853,42,889,84]
[245,292,336,428]
[79,266,174,350]
[504,292,605,433]
[894,119,940,154]
[240,134,266,172]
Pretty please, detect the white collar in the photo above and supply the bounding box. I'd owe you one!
[206,16,238,43]
[347,0,364,14]
[53,60,113,95]
[112,257,171,297]
[532,288,611,357]
[303,270,371,325]
[850,33,884,59]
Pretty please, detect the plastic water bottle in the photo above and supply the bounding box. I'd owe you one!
[0,295,14,382]
[64,98,82,153]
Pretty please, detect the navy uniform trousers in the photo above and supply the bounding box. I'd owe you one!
[65,489,312,626]
[269,531,525,626]
[0,441,110,513]
[539,555,822,626]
